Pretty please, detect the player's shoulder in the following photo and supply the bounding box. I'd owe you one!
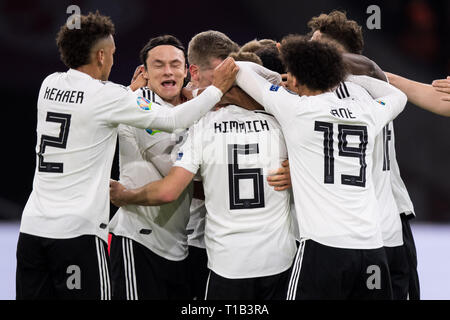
[340,79,372,100]
[266,83,301,98]
[99,80,130,93]
[136,87,163,105]
[41,71,67,85]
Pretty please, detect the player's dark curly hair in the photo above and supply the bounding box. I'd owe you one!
[140,35,186,69]
[307,10,363,54]
[280,35,346,92]
[254,46,286,74]
[56,11,115,69]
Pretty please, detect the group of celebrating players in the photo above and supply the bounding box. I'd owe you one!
[16,9,450,300]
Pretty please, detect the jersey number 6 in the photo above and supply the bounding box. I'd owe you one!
[228,144,265,210]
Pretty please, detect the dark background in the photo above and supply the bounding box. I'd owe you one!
[0,0,449,222]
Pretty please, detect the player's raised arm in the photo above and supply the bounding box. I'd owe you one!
[348,75,407,131]
[110,57,239,132]
[110,166,195,207]
[234,61,284,115]
[342,53,387,82]
[385,73,450,117]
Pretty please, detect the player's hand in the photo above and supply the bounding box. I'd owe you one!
[280,73,289,88]
[432,76,450,101]
[267,160,292,191]
[212,57,239,94]
[129,65,147,91]
[131,65,145,83]
[110,179,128,207]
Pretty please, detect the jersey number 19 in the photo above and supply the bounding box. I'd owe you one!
[315,121,368,187]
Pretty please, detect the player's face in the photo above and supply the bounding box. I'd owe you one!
[144,45,187,103]
[197,58,224,87]
[100,35,115,81]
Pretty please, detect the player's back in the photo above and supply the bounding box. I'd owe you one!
[280,83,389,250]
[189,105,296,278]
[340,82,403,247]
[21,69,141,242]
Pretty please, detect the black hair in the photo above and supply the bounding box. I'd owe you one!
[280,35,346,91]
[56,11,115,68]
[140,35,186,69]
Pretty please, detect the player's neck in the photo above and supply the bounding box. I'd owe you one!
[76,64,102,81]
[166,95,183,106]
[295,83,326,97]
[301,88,326,96]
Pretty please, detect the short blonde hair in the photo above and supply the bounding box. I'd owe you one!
[187,30,239,67]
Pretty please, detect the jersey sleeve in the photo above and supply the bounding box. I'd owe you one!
[347,75,407,133]
[235,61,301,124]
[133,129,175,177]
[107,85,223,132]
[173,123,203,175]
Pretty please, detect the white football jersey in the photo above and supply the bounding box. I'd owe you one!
[187,198,206,249]
[338,82,403,247]
[390,128,416,216]
[109,88,192,260]
[20,69,222,242]
[175,105,297,279]
[236,63,407,249]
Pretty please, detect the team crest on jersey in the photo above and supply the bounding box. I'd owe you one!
[176,152,183,160]
[137,96,152,110]
[269,85,280,92]
[376,100,386,106]
[145,129,161,135]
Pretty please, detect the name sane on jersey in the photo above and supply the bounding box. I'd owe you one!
[331,107,356,119]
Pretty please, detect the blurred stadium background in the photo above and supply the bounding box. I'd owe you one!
[0,0,448,299]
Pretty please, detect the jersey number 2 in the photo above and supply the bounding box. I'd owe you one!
[315,121,368,187]
[228,144,265,210]
[38,112,71,173]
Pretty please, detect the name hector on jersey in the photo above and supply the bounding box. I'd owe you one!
[43,87,84,104]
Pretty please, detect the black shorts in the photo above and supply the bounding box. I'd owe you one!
[384,245,409,299]
[186,245,209,300]
[400,213,420,300]
[16,232,111,300]
[205,268,291,300]
[287,239,393,300]
[109,234,190,300]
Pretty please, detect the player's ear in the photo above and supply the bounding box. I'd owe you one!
[183,63,188,78]
[96,49,105,66]
[142,65,149,80]
[291,76,301,93]
[189,64,199,82]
